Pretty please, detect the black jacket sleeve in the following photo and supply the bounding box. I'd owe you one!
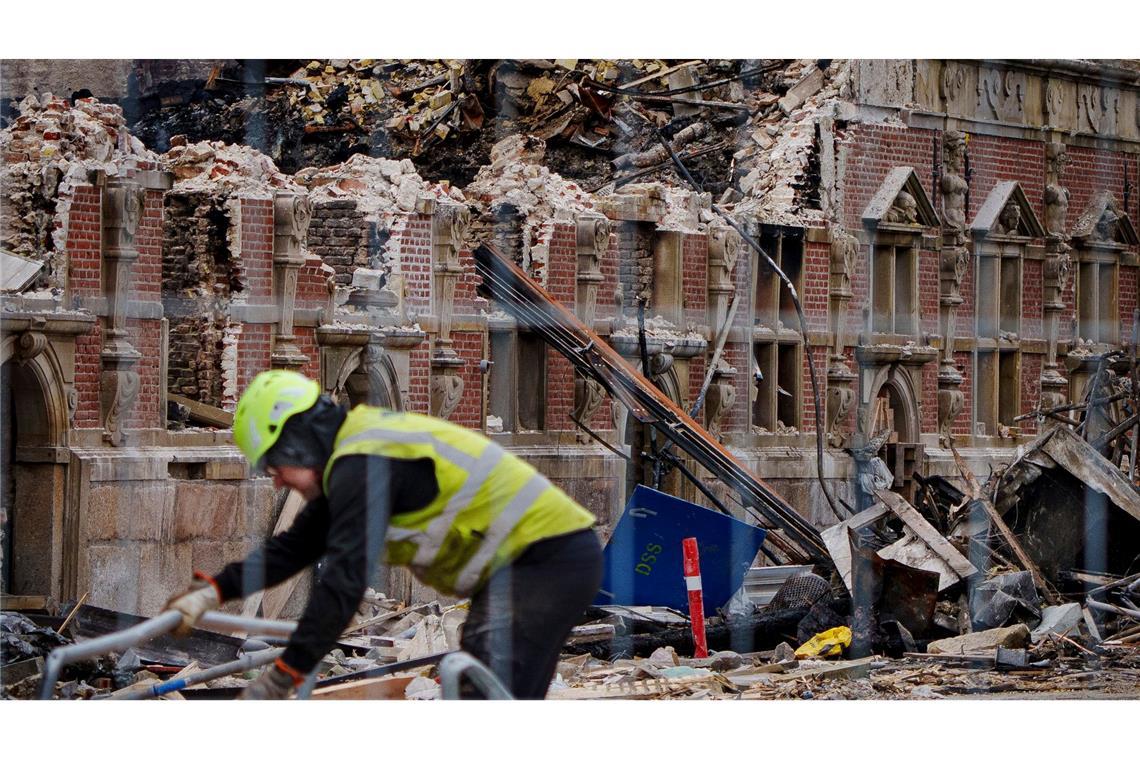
[277,455,393,674]
[211,494,331,602]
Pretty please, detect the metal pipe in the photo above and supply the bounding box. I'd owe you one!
[438,651,513,700]
[38,610,298,700]
[106,647,283,700]
[197,611,298,638]
[1087,599,1140,622]
[40,610,182,700]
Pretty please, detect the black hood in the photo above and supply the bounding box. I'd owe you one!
[262,395,347,473]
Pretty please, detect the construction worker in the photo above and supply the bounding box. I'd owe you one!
[165,369,603,699]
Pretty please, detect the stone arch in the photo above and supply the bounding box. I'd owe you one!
[329,345,405,411]
[0,334,72,449]
[1,334,73,597]
[861,362,921,443]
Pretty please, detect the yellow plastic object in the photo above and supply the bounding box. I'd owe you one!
[794,626,852,659]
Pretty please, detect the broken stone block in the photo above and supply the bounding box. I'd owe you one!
[350,267,384,290]
[1030,603,1083,643]
[778,68,825,115]
[927,623,1030,655]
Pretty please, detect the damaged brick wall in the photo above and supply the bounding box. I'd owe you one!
[230,198,275,404]
[68,184,104,427]
[125,187,165,430]
[545,223,578,432]
[399,214,433,315]
[616,221,654,314]
[450,331,485,430]
[162,192,237,407]
[307,200,373,287]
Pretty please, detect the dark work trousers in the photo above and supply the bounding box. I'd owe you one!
[459,528,603,699]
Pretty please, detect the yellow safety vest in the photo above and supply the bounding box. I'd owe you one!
[323,406,596,596]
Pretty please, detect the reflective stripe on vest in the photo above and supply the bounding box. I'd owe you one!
[338,427,506,567]
[453,470,549,593]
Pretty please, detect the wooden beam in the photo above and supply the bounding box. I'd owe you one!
[972,496,1060,605]
[310,675,415,700]
[1041,426,1140,522]
[168,393,234,427]
[240,489,309,619]
[874,490,978,581]
[0,594,49,611]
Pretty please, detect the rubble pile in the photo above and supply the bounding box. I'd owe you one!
[115,59,823,195]
[1,610,133,700]
[164,137,302,194]
[295,152,460,219]
[0,95,159,290]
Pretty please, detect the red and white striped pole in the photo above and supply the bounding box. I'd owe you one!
[681,537,708,658]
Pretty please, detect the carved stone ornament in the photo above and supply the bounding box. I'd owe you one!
[979,68,1026,122]
[830,230,858,296]
[951,246,970,287]
[940,63,968,110]
[704,380,736,441]
[941,131,969,233]
[274,192,312,257]
[938,385,965,443]
[708,224,741,273]
[573,375,607,443]
[16,331,48,363]
[1045,79,1066,125]
[826,383,856,447]
[430,372,464,420]
[1093,197,1122,242]
[102,369,140,446]
[1046,251,1072,293]
[1044,143,1071,239]
[884,191,919,225]
[1079,85,1120,135]
[576,214,611,265]
[103,179,145,250]
[993,200,1022,236]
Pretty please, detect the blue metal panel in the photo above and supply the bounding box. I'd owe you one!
[595,485,767,613]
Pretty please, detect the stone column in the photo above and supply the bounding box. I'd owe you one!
[1041,141,1073,417]
[706,224,740,333]
[826,230,857,446]
[575,212,610,328]
[271,191,312,369]
[430,202,470,419]
[937,236,970,443]
[100,178,144,446]
[705,362,737,442]
[1041,243,1072,415]
[573,212,611,441]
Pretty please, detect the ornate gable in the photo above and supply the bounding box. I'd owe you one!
[970,181,1046,239]
[1071,191,1139,248]
[861,167,940,230]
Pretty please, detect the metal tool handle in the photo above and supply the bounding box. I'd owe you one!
[38,610,298,700]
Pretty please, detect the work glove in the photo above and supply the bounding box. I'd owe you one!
[163,572,221,636]
[238,659,304,700]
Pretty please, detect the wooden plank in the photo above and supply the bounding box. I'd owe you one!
[874,490,978,580]
[1042,425,1140,522]
[310,675,414,700]
[168,393,234,427]
[768,656,876,682]
[259,490,310,620]
[0,594,49,611]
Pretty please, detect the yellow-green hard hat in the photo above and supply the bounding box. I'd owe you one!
[233,370,321,469]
